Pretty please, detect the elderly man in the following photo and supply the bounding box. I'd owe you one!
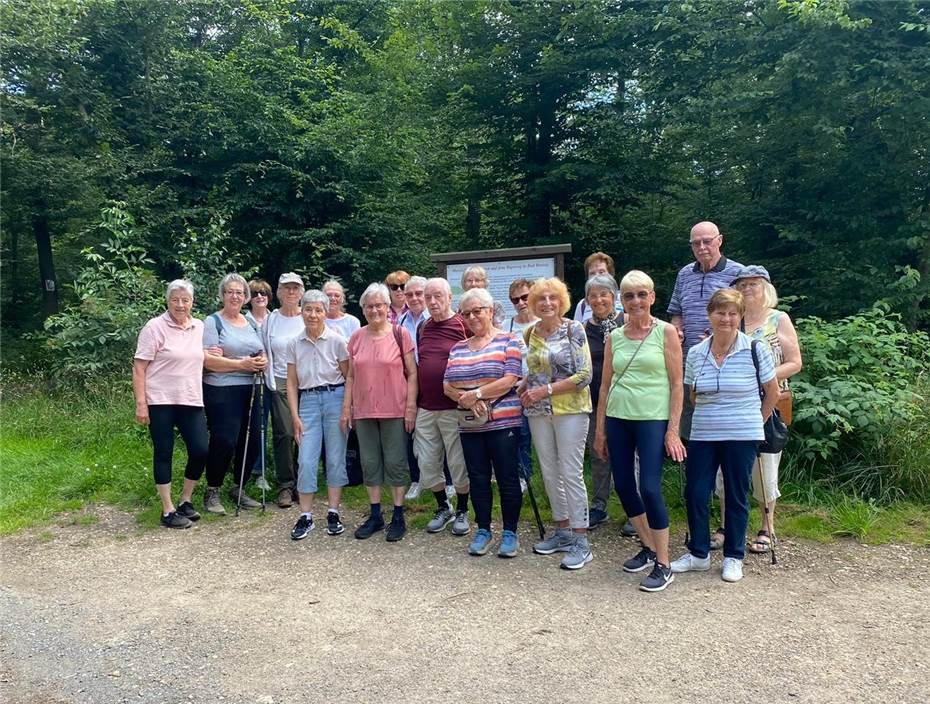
[415,278,473,536]
[263,272,307,507]
[397,276,429,359]
[668,221,743,438]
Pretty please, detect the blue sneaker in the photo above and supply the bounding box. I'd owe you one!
[468,528,493,556]
[498,530,519,558]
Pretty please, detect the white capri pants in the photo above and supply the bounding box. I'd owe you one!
[528,413,590,529]
[715,451,782,503]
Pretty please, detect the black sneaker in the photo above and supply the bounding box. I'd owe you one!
[622,547,656,573]
[639,561,674,592]
[588,507,608,529]
[176,501,201,522]
[619,519,638,538]
[161,511,192,529]
[326,511,345,536]
[291,514,314,541]
[385,515,407,542]
[354,514,385,540]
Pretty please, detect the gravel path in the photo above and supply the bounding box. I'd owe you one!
[1,505,928,703]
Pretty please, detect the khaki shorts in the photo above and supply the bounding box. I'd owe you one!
[413,408,469,489]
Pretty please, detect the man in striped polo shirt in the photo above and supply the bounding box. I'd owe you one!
[668,221,743,438]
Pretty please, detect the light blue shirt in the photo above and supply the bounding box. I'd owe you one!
[203,313,264,387]
[684,332,775,442]
[398,309,429,361]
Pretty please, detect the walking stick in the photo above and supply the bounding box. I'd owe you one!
[756,454,777,565]
[520,464,545,540]
[258,380,266,512]
[235,375,260,517]
[680,459,689,546]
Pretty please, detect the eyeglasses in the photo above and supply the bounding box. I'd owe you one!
[388,283,405,291]
[363,303,387,311]
[510,293,529,305]
[251,291,268,298]
[696,355,721,395]
[621,290,651,302]
[690,235,721,248]
[461,307,489,318]
[224,290,245,298]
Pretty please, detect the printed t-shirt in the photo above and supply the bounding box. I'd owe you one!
[134,312,204,406]
[348,327,414,419]
[416,314,471,411]
[523,320,593,417]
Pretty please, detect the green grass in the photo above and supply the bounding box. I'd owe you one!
[1,382,928,545]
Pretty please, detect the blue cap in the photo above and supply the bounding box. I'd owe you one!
[731,265,771,285]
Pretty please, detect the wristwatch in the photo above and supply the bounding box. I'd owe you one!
[547,383,553,397]
[475,388,483,400]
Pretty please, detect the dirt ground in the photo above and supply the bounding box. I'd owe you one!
[1,504,928,704]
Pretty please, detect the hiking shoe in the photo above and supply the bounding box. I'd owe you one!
[175,501,201,522]
[721,557,744,583]
[588,507,608,530]
[468,528,493,556]
[426,506,455,533]
[354,514,385,540]
[276,487,294,508]
[203,487,226,515]
[228,487,261,510]
[326,511,345,536]
[451,510,470,536]
[639,562,674,592]
[291,514,314,541]
[255,475,271,491]
[498,530,519,558]
[160,511,192,529]
[560,535,593,570]
[670,552,711,573]
[623,547,657,573]
[386,514,406,542]
[404,482,421,501]
[533,528,575,555]
[619,519,638,537]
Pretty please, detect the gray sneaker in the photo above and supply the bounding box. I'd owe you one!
[228,487,261,510]
[426,506,455,533]
[203,487,226,515]
[451,510,470,536]
[560,535,593,570]
[533,528,575,555]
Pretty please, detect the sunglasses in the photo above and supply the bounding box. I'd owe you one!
[251,291,269,298]
[510,293,529,305]
[388,283,405,291]
[621,290,651,302]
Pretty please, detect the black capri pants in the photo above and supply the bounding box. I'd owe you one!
[148,404,209,485]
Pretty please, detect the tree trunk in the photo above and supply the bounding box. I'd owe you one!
[466,194,481,242]
[34,210,59,318]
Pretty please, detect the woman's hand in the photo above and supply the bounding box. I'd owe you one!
[340,408,352,432]
[293,417,304,445]
[520,385,549,407]
[404,406,417,433]
[240,354,267,373]
[593,430,608,461]
[135,403,150,426]
[205,345,224,357]
[458,389,479,410]
[664,430,687,462]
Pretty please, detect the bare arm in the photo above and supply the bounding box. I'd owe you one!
[670,314,684,342]
[341,360,354,431]
[775,313,803,382]
[662,324,686,461]
[593,336,614,460]
[203,352,266,373]
[449,374,520,410]
[761,376,780,422]
[132,359,150,425]
[287,363,302,444]
[403,351,418,432]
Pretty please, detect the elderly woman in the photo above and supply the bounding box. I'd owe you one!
[594,271,687,592]
[344,283,418,542]
[133,280,209,528]
[323,279,361,341]
[286,290,351,540]
[672,289,779,583]
[502,278,539,490]
[263,273,306,508]
[573,252,624,323]
[710,266,802,554]
[443,288,524,557]
[202,273,268,514]
[385,270,411,324]
[520,277,594,570]
[461,265,504,327]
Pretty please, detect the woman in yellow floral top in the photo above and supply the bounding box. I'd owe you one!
[519,277,594,570]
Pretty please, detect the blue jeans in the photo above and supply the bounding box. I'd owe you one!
[686,440,760,560]
[605,417,669,530]
[296,386,348,495]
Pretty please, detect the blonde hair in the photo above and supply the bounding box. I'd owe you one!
[707,288,745,316]
[527,277,571,317]
[619,270,654,293]
[762,281,779,308]
[385,270,410,286]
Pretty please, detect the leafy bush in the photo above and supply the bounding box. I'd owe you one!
[41,204,165,386]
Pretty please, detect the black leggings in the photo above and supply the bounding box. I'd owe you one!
[148,405,209,485]
[203,383,262,488]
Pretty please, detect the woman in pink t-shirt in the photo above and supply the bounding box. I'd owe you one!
[132,279,208,529]
[344,283,418,543]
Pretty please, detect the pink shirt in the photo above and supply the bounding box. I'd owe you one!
[348,326,414,419]
[134,312,205,406]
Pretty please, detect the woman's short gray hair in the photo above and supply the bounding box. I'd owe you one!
[301,289,329,309]
[459,287,494,311]
[219,273,250,304]
[166,279,194,302]
[360,282,391,308]
[461,266,488,289]
[584,274,618,298]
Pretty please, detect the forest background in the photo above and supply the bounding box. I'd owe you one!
[2,0,929,538]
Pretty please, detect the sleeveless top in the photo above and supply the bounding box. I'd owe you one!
[746,310,789,392]
[605,320,669,421]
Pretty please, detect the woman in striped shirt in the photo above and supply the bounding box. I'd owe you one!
[443,288,524,558]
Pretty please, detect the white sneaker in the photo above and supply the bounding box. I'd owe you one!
[670,552,711,573]
[404,482,421,501]
[721,557,743,582]
[519,477,527,494]
[445,484,455,500]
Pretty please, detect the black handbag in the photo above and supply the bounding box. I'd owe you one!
[750,340,789,454]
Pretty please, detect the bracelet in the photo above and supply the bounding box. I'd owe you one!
[547,383,553,397]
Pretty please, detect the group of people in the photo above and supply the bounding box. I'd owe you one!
[133,220,802,592]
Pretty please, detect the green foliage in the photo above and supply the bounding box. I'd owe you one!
[830,496,880,539]
[41,204,164,385]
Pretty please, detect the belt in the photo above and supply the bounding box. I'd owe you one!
[300,383,345,394]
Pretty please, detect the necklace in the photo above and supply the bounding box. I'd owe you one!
[710,335,736,363]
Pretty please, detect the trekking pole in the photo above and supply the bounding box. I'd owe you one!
[235,375,260,517]
[258,378,266,513]
[520,464,545,540]
[680,459,689,546]
[756,454,777,566]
